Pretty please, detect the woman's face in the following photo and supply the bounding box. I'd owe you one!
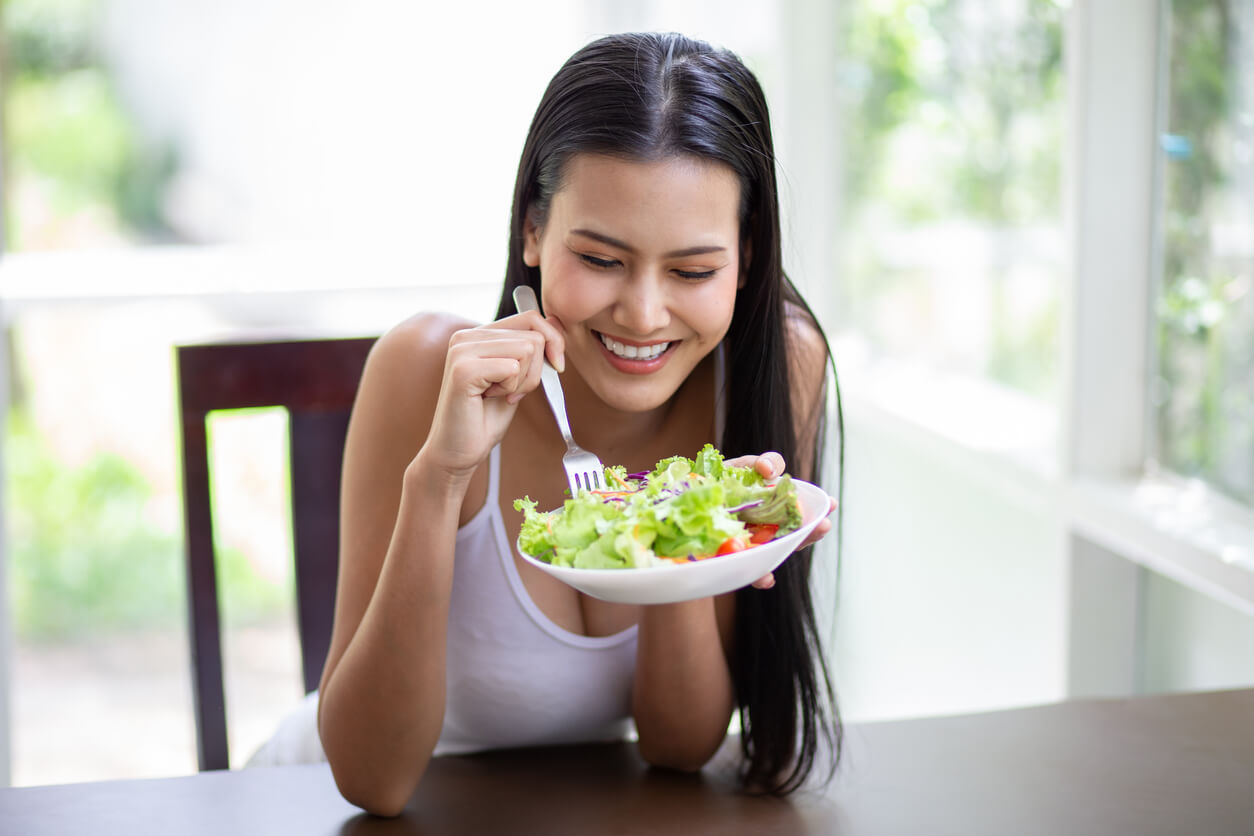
[524,153,743,414]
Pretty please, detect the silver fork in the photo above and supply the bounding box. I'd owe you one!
[513,286,605,495]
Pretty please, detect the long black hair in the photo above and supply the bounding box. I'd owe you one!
[493,32,843,794]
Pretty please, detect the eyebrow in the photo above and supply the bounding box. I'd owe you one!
[570,228,728,259]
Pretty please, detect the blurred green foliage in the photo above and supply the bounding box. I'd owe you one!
[1157,0,1254,504]
[9,70,131,211]
[835,0,1064,398]
[6,408,287,641]
[1,2,287,639]
[2,0,176,246]
[3,0,97,75]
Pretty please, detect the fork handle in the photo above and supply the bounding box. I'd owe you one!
[513,286,576,444]
[539,364,575,444]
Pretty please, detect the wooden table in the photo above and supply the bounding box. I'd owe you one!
[3,688,1252,835]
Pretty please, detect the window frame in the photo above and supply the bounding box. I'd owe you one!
[1063,0,1254,624]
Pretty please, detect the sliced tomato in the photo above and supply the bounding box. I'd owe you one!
[716,537,748,556]
[747,524,779,545]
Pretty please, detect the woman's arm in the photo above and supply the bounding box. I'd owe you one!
[317,310,562,816]
[315,315,468,815]
[631,317,835,771]
[632,593,737,770]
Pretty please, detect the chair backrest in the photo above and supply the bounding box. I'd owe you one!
[176,336,376,771]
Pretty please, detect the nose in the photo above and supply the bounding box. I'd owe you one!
[613,272,671,335]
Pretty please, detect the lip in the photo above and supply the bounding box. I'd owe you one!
[594,330,678,375]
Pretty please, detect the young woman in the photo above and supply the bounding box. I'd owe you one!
[307,32,843,816]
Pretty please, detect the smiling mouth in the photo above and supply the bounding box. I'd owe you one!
[597,332,673,361]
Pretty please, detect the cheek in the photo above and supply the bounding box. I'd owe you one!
[669,292,734,349]
[540,260,605,321]
[697,279,740,334]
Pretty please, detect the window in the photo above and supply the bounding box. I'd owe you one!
[1154,0,1254,507]
[833,0,1066,402]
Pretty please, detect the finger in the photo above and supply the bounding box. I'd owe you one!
[482,381,529,402]
[544,313,570,372]
[448,330,545,391]
[446,335,547,399]
[457,321,551,355]
[754,451,785,479]
[493,310,567,372]
[724,452,782,471]
[455,357,527,399]
[724,452,786,481]
[800,518,832,549]
[510,332,548,396]
[751,572,775,590]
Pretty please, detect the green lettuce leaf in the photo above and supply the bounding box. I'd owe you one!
[514,446,804,568]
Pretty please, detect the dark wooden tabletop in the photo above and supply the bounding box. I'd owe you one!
[3,688,1252,835]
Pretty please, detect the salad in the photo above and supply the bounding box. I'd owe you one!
[514,444,803,570]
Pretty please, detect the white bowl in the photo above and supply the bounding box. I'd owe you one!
[516,479,830,605]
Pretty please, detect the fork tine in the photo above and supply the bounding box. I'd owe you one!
[564,448,604,496]
[570,471,594,496]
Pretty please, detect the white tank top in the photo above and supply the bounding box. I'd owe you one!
[435,444,639,755]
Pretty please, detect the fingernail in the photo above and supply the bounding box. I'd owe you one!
[555,354,565,373]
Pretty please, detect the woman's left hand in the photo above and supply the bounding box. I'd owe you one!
[724,452,837,590]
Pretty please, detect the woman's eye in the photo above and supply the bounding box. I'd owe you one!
[579,254,619,269]
[676,268,717,280]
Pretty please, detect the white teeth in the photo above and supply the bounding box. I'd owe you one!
[599,333,670,360]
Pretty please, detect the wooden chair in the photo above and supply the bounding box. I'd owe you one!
[176,336,376,771]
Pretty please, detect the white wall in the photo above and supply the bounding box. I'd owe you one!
[830,396,1254,725]
[833,405,1068,722]
[98,0,594,259]
[1143,578,1254,693]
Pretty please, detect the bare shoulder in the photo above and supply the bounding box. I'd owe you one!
[364,311,478,398]
[345,311,479,470]
[782,304,831,479]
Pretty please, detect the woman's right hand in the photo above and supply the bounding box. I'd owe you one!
[420,310,566,478]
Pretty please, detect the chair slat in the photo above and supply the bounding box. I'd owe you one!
[289,410,352,696]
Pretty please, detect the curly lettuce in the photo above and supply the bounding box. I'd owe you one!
[513,444,804,569]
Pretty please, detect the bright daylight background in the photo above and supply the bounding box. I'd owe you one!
[2,0,1253,787]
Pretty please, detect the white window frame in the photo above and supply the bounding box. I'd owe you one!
[1063,0,1254,695]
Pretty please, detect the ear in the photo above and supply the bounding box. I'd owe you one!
[523,211,542,268]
